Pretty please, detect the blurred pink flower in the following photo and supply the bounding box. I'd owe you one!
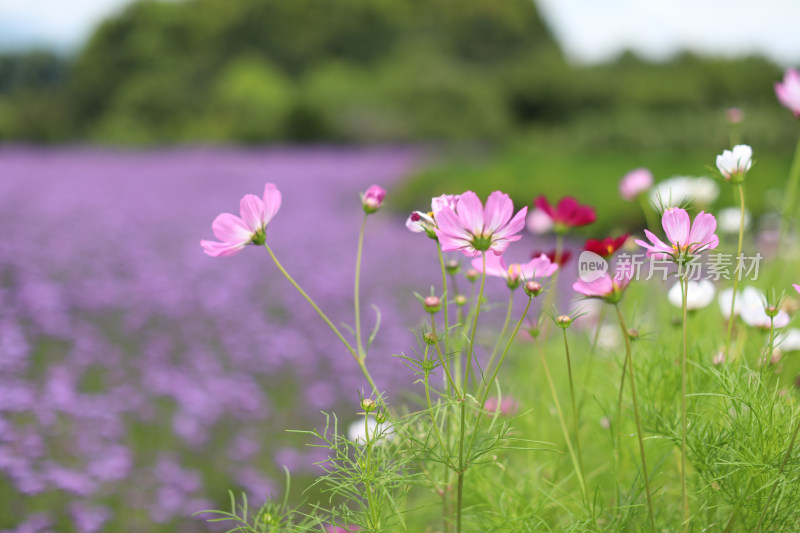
[361,185,386,214]
[572,262,634,304]
[484,395,519,416]
[471,253,557,289]
[434,191,527,257]
[325,525,361,533]
[726,107,744,124]
[525,208,554,234]
[775,68,800,117]
[201,183,281,257]
[635,207,718,261]
[619,168,653,201]
[793,283,800,295]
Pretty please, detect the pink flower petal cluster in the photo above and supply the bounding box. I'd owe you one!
[572,262,634,304]
[201,183,281,257]
[619,168,653,201]
[635,207,718,261]
[405,194,460,238]
[471,253,557,289]
[434,191,527,257]
[775,68,800,117]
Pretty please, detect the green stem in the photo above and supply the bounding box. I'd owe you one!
[540,234,564,338]
[354,215,367,359]
[431,317,461,398]
[265,243,378,394]
[754,415,800,533]
[482,291,514,388]
[536,339,588,506]
[725,184,745,358]
[422,343,449,462]
[779,133,800,248]
[562,327,585,490]
[638,194,659,232]
[437,244,451,381]
[456,253,486,533]
[680,273,690,531]
[467,295,533,458]
[615,304,657,533]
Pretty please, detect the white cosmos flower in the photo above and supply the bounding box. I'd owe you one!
[717,207,752,234]
[720,286,790,329]
[650,176,719,208]
[668,280,716,310]
[716,145,753,182]
[776,328,800,351]
[347,418,394,445]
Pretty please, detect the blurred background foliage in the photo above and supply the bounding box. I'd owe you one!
[0,0,791,148]
[0,0,796,231]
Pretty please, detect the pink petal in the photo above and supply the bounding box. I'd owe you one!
[533,195,555,219]
[262,183,281,226]
[662,208,690,247]
[793,284,800,295]
[434,206,472,241]
[555,197,579,222]
[688,211,718,249]
[493,207,528,240]
[520,255,558,279]
[211,213,252,244]
[573,274,613,298]
[201,240,247,257]
[487,234,521,256]
[456,191,485,235]
[483,191,513,234]
[239,194,265,232]
[473,252,507,278]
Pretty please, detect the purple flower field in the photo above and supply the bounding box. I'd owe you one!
[0,147,462,531]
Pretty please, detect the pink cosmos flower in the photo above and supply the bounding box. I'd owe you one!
[471,253,557,289]
[619,168,653,201]
[534,195,596,231]
[484,395,519,416]
[793,283,800,295]
[405,194,460,238]
[201,183,281,257]
[572,262,634,304]
[635,207,719,261]
[434,191,527,257]
[361,185,386,213]
[775,68,800,117]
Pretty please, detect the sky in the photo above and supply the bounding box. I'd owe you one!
[0,0,799,66]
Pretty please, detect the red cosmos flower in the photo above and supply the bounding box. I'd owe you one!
[534,195,596,231]
[531,249,572,266]
[584,234,629,259]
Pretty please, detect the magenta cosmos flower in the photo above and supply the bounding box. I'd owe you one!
[635,207,719,261]
[361,184,386,214]
[434,191,527,257]
[619,168,653,201]
[775,68,800,117]
[201,183,281,257]
[572,262,635,304]
[471,252,557,289]
[534,195,596,231]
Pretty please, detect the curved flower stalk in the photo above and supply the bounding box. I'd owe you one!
[636,207,719,531]
[573,262,656,532]
[201,183,281,257]
[434,191,527,257]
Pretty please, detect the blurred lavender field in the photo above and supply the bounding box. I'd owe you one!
[0,147,458,532]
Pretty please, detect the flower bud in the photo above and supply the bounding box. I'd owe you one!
[556,315,572,328]
[454,294,467,307]
[375,409,389,424]
[627,328,640,340]
[765,305,780,318]
[362,185,386,214]
[445,260,460,275]
[360,398,377,412]
[524,280,543,297]
[465,269,480,282]
[423,331,437,345]
[423,296,441,313]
